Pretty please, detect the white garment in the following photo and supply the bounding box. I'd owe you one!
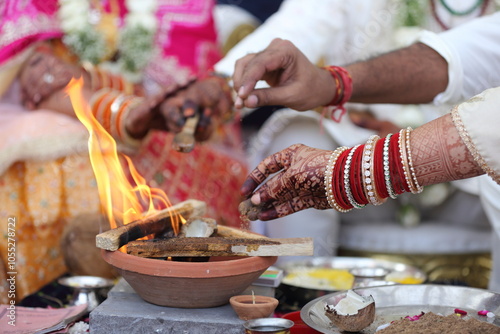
[419,12,500,105]
[420,15,500,291]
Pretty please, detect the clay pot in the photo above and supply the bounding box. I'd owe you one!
[102,250,277,308]
[230,295,279,320]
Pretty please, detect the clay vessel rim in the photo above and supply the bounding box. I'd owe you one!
[102,249,277,278]
[230,295,279,305]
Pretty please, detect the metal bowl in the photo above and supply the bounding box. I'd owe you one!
[58,275,115,312]
[275,257,426,312]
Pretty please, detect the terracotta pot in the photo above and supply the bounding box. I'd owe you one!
[230,295,279,320]
[102,250,277,308]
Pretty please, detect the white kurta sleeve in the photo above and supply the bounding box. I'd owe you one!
[214,0,391,76]
[214,0,343,76]
[451,86,500,185]
[418,12,500,105]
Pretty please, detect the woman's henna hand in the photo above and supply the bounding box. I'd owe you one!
[412,113,483,186]
[239,143,332,221]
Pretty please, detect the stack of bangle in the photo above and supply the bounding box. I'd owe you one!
[321,66,353,122]
[89,88,143,147]
[83,62,135,95]
[324,127,423,212]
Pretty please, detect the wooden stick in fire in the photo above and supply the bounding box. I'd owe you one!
[216,225,268,240]
[95,199,207,251]
[126,237,314,257]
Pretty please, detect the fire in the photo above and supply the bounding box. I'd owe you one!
[65,78,183,233]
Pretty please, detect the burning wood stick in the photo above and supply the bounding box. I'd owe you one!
[95,199,207,251]
[126,237,314,257]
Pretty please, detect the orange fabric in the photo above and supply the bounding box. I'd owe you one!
[0,155,101,303]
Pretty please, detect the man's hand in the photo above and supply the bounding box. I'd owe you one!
[232,38,336,111]
[239,143,332,221]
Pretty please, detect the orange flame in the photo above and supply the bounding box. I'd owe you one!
[65,78,181,233]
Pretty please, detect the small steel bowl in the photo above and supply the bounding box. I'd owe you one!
[244,318,294,334]
[58,275,114,312]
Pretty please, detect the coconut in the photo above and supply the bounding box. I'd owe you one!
[325,289,376,332]
[178,217,217,238]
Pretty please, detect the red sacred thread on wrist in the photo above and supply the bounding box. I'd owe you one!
[389,132,410,194]
[350,144,369,205]
[322,66,353,122]
[332,148,353,210]
[373,137,389,199]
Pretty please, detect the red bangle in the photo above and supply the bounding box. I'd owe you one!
[389,132,403,194]
[389,132,410,194]
[373,136,389,199]
[332,148,353,211]
[350,144,369,205]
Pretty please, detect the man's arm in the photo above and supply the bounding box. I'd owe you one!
[234,12,500,109]
[233,39,448,109]
[348,42,448,104]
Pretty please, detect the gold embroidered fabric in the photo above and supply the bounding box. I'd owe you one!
[0,153,101,303]
[450,88,500,185]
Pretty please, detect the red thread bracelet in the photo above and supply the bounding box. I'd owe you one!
[322,66,353,122]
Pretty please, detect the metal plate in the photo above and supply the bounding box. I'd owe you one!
[301,284,500,333]
[279,257,427,290]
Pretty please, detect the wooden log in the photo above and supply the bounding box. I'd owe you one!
[126,237,314,257]
[216,225,268,240]
[95,199,207,251]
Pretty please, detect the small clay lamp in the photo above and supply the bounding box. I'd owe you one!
[230,294,279,320]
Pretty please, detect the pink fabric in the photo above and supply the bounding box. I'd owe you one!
[145,0,221,88]
[0,0,61,64]
[0,0,242,224]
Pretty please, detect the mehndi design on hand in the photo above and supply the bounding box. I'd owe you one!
[240,143,331,221]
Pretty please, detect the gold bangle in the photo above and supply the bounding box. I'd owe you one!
[362,135,385,205]
[82,61,98,91]
[95,90,121,132]
[383,134,398,199]
[344,145,366,209]
[324,146,351,212]
[404,127,423,193]
[109,95,137,140]
[116,97,143,148]
[89,88,112,118]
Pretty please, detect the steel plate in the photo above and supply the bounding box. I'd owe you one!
[279,257,426,290]
[301,284,500,333]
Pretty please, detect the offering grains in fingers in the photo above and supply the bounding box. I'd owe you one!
[239,199,260,221]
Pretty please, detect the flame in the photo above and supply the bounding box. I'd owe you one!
[65,78,183,233]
